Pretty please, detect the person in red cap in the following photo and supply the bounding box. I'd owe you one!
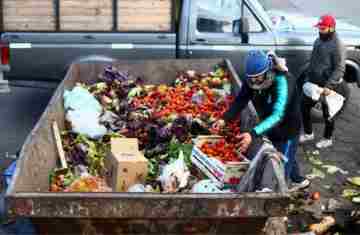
[300,14,350,148]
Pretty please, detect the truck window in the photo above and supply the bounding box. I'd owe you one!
[196,0,263,33]
[243,4,263,32]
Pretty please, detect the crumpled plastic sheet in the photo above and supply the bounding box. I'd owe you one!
[191,180,230,193]
[64,86,107,139]
[158,150,190,193]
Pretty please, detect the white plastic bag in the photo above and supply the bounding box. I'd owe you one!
[64,86,102,114]
[158,150,190,193]
[127,184,146,193]
[325,91,345,119]
[66,109,107,139]
[64,85,107,139]
[191,180,229,193]
[303,82,324,101]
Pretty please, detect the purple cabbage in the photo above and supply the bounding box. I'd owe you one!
[171,117,191,142]
[103,66,130,82]
[158,125,172,141]
[67,144,87,166]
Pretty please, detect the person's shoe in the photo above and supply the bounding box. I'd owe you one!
[299,133,315,143]
[316,138,333,149]
[289,179,311,192]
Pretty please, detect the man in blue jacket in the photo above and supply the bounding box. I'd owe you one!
[215,50,309,190]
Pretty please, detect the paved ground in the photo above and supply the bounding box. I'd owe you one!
[299,84,360,205]
[0,82,56,157]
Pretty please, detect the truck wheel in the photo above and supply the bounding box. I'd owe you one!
[344,51,360,86]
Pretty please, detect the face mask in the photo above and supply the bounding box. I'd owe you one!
[319,32,333,41]
[247,72,274,90]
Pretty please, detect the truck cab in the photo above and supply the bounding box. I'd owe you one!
[180,0,360,86]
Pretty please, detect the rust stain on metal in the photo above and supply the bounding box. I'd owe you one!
[216,202,249,217]
[7,196,289,219]
[14,199,33,216]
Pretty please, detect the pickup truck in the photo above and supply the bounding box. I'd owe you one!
[1,0,360,87]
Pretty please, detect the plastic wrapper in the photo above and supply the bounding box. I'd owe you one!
[158,150,190,193]
[191,180,228,193]
[64,86,102,113]
[127,184,146,193]
[303,82,324,101]
[64,86,107,139]
[66,110,107,139]
[325,91,345,119]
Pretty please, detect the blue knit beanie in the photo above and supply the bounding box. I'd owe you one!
[245,50,271,78]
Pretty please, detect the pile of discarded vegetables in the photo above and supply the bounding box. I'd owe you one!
[49,65,246,193]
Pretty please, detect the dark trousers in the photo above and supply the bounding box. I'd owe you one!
[302,96,334,139]
[302,81,350,139]
[271,136,304,183]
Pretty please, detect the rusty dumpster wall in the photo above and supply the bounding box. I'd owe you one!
[5,59,289,235]
[8,59,243,193]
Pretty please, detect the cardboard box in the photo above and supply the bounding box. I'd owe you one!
[191,136,249,188]
[105,138,148,192]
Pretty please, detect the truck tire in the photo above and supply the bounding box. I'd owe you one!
[344,50,360,86]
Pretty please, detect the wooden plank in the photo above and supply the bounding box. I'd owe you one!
[60,9,112,16]
[60,0,113,31]
[60,0,112,8]
[4,17,54,23]
[4,8,54,17]
[3,0,53,8]
[119,24,171,31]
[117,0,172,31]
[3,0,55,31]
[119,0,171,9]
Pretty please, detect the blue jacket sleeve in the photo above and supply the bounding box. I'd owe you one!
[251,75,288,137]
[223,82,252,122]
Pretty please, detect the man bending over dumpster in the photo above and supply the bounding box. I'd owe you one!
[214,49,310,191]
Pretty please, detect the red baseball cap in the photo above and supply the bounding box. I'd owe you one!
[315,14,336,29]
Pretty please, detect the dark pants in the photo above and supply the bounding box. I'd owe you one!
[302,96,334,139]
[302,81,349,139]
[271,136,304,183]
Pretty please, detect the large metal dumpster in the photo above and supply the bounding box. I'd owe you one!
[6,59,290,235]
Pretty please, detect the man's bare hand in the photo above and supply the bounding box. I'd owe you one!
[236,132,252,153]
[322,87,332,96]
